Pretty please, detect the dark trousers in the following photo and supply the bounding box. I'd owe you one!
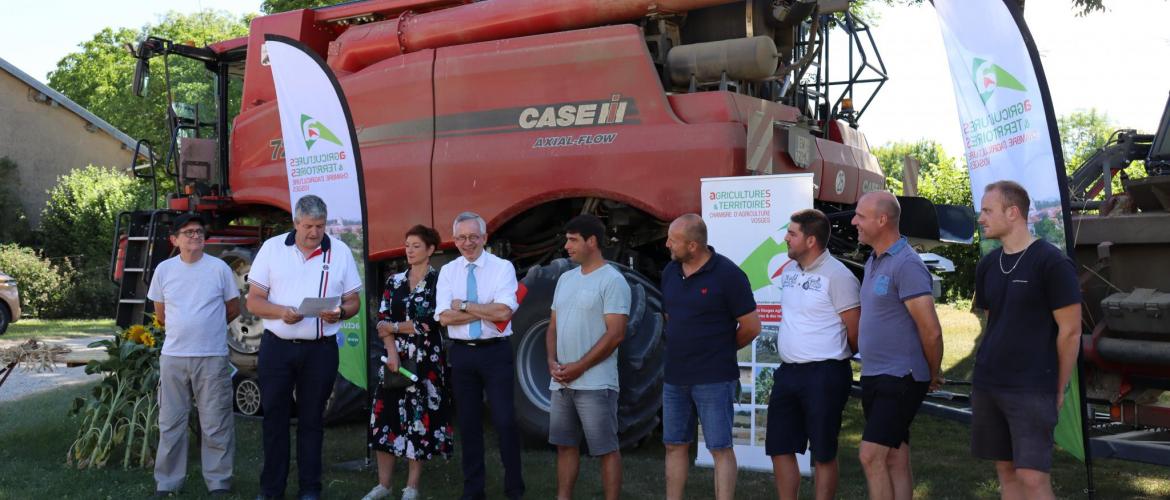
[449,341,525,500]
[257,331,339,497]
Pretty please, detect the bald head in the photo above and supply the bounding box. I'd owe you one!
[862,191,901,224]
[666,213,709,263]
[671,213,708,246]
[853,191,902,248]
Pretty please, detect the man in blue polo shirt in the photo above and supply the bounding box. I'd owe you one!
[660,214,761,500]
[851,191,943,500]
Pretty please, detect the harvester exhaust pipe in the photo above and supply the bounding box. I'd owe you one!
[327,0,744,73]
[1096,337,1170,367]
[667,36,779,86]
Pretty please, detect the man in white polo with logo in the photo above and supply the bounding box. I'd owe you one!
[246,194,363,500]
[768,208,860,500]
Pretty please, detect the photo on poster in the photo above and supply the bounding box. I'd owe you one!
[754,410,769,447]
[755,366,776,405]
[733,409,753,446]
[738,366,754,404]
[755,326,781,364]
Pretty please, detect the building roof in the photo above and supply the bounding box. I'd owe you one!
[0,56,139,151]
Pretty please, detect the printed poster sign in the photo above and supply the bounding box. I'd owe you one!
[265,36,369,389]
[700,173,814,473]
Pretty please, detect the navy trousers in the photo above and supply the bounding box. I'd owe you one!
[257,331,339,497]
[449,340,525,500]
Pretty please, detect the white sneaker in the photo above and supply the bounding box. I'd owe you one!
[362,484,393,500]
[401,486,419,500]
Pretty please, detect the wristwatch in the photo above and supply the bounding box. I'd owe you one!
[460,301,469,312]
[392,321,401,334]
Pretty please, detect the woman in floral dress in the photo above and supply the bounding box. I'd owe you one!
[363,225,453,500]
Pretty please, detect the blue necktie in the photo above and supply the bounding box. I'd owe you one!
[467,263,481,339]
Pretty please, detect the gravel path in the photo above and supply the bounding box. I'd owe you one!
[0,337,107,404]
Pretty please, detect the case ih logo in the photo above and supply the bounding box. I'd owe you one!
[519,95,630,129]
[972,58,1026,104]
[300,114,343,150]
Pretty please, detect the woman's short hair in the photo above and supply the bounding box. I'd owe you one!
[405,224,441,249]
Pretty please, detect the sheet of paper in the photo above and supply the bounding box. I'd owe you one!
[297,296,341,317]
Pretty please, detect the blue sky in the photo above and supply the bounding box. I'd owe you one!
[3,0,1168,159]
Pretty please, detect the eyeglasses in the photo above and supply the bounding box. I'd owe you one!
[454,234,483,244]
[179,229,206,238]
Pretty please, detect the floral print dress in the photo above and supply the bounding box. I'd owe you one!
[369,267,454,460]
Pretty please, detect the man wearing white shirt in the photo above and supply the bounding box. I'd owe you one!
[246,195,363,500]
[768,209,860,500]
[149,213,240,498]
[435,211,524,500]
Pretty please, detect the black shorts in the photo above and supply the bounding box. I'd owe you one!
[765,359,852,463]
[970,387,1058,472]
[860,374,929,448]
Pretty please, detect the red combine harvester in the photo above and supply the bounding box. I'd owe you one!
[111,0,971,445]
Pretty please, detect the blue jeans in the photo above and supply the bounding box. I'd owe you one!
[662,380,736,450]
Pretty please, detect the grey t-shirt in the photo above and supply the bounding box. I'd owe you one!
[549,264,631,391]
[859,237,934,382]
[147,254,239,357]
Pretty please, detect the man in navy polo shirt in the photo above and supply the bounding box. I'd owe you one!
[660,214,761,500]
[851,191,943,500]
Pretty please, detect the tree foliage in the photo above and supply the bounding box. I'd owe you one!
[0,244,70,317]
[47,11,251,160]
[1058,108,1147,197]
[40,166,150,262]
[261,0,346,14]
[872,139,950,184]
[0,157,33,245]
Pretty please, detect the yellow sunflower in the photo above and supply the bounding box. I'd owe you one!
[140,331,157,348]
[124,325,148,344]
[151,316,163,331]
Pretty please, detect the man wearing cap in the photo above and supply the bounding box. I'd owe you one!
[435,211,524,500]
[246,195,363,500]
[148,212,241,498]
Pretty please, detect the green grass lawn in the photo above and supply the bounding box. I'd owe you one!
[1,307,1167,499]
[2,318,116,341]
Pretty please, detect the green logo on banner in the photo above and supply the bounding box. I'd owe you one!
[300,114,344,150]
[972,58,1026,104]
[347,332,360,347]
[739,225,789,292]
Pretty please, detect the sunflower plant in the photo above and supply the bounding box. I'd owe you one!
[66,316,166,469]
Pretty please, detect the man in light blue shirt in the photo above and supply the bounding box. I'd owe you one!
[546,214,630,500]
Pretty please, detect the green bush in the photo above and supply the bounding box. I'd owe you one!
[36,165,148,319]
[0,244,69,317]
[58,265,118,319]
[0,157,33,245]
[40,165,149,261]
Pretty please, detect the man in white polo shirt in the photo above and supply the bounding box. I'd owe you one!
[767,208,861,500]
[435,211,524,500]
[148,212,240,498]
[246,195,362,500]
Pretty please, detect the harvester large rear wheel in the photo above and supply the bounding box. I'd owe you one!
[510,258,664,449]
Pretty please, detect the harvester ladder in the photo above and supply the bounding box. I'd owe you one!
[111,210,177,328]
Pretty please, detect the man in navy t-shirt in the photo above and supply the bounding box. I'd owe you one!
[660,214,761,500]
[972,180,1081,499]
